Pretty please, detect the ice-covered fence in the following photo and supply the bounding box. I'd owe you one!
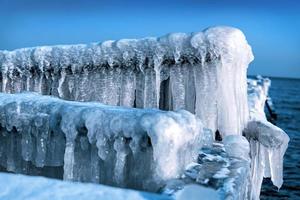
[0,26,253,137]
[0,92,203,191]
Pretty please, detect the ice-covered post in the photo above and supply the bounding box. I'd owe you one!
[246,77,289,199]
[188,27,253,136]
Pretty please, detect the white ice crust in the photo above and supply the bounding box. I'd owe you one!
[0,92,203,191]
[0,26,253,137]
[0,172,170,200]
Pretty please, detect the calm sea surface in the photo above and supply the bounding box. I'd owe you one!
[260,77,300,199]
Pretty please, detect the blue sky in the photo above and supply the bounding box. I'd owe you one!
[0,0,299,78]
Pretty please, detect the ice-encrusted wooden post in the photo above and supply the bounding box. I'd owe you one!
[0,26,253,137]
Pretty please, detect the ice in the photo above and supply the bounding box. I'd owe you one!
[162,136,251,200]
[246,77,290,199]
[0,27,290,199]
[0,92,203,192]
[0,26,253,137]
[175,184,219,200]
[245,120,289,199]
[0,172,170,200]
[160,76,288,200]
[223,135,250,161]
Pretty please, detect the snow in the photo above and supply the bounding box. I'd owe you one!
[0,26,253,137]
[0,173,170,200]
[0,92,203,192]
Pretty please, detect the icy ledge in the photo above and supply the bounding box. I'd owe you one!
[0,172,222,200]
[245,77,289,199]
[0,92,203,191]
[162,135,251,200]
[0,172,170,200]
[0,26,253,137]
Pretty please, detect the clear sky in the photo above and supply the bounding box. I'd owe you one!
[0,0,299,78]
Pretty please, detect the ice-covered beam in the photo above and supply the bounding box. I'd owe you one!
[245,77,289,199]
[0,92,203,192]
[0,26,253,136]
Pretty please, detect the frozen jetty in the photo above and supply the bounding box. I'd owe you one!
[0,27,289,200]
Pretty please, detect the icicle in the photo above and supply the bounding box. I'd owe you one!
[6,133,16,172]
[76,68,90,101]
[21,123,33,162]
[170,64,185,110]
[63,141,75,180]
[34,114,49,167]
[193,62,218,133]
[25,75,31,91]
[2,73,8,92]
[143,68,157,108]
[90,144,101,183]
[93,69,106,103]
[184,64,196,113]
[113,136,130,186]
[135,71,145,108]
[119,69,136,107]
[154,65,161,108]
[58,69,66,98]
[103,68,120,105]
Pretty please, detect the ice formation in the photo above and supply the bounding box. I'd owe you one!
[0,26,253,137]
[0,92,203,191]
[246,77,289,199]
[162,135,251,200]
[0,172,171,200]
[0,26,290,200]
[161,77,289,200]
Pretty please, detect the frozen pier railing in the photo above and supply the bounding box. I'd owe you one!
[0,92,203,192]
[0,26,253,137]
[246,77,289,199]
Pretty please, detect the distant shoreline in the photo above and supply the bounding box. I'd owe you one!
[248,75,300,80]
